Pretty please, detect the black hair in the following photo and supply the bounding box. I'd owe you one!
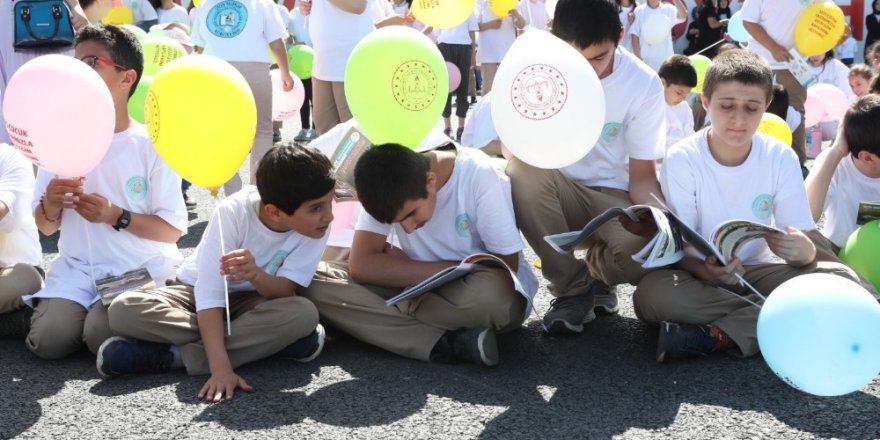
[702,50,772,101]
[552,0,621,49]
[255,143,336,215]
[75,24,144,98]
[658,55,697,88]
[766,84,789,121]
[354,144,430,224]
[843,95,880,157]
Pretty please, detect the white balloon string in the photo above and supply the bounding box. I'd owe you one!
[217,194,232,336]
[84,217,97,292]
[693,38,727,57]
[717,286,764,309]
[524,0,534,30]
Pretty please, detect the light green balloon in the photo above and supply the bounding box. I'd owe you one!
[120,24,148,40]
[344,26,448,149]
[839,219,880,292]
[128,75,153,123]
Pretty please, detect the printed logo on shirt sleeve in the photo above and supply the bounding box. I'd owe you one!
[125,176,149,201]
[454,213,471,238]
[206,0,248,38]
[752,194,773,220]
[601,122,623,143]
[264,250,290,275]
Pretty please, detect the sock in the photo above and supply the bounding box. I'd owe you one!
[709,326,733,352]
[169,345,184,370]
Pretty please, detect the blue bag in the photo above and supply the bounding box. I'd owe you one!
[13,0,75,51]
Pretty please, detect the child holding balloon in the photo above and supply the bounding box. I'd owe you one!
[25,25,188,360]
[475,0,525,95]
[634,50,866,363]
[629,0,686,71]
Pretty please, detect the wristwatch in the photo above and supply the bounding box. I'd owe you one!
[113,209,131,231]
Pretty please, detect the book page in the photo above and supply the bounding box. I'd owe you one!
[711,220,785,262]
[330,126,372,200]
[857,201,880,225]
[544,205,656,253]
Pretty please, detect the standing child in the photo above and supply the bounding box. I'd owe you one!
[658,55,696,150]
[437,12,479,141]
[475,0,525,95]
[288,0,317,141]
[629,0,687,71]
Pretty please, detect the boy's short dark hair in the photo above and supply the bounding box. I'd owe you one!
[75,24,144,98]
[256,143,336,215]
[551,0,621,49]
[658,55,697,88]
[702,50,772,101]
[766,84,789,121]
[354,144,430,224]
[843,95,880,157]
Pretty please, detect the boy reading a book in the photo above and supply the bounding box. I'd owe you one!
[805,96,880,257]
[634,50,866,363]
[300,144,537,367]
[96,145,332,402]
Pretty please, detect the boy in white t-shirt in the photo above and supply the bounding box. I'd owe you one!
[806,95,880,257]
[27,25,188,360]
[123,0,159,30]
[301,144,538,367]
[0,144,44,339]
[629,0,686,72]
[98,144,333,402]
[634,50,866,363]
[508,0,666,335]
[658,55,696,151]
[151,0,189,24]
[475,0,525,95]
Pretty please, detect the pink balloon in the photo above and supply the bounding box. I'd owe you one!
[2,55,114,177]
[809,84,849,122]
[271,69,305,121]
[446,61,461,94]
[804,93,827,128]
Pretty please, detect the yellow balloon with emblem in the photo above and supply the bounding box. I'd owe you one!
[794,2,846,57]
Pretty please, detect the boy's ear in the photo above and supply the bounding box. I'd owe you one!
[120,69,138,95]
[425,171,437,191]
[857,150,879,163]
[263,202,284,220]
[700,94,710,112]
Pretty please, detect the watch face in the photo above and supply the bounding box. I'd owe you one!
[117,210,132,229]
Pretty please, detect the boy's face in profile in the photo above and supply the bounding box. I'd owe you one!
[701,80,768,150]
[273,189,335,239]
[850,75,870,98]
[662,79,691,106]
[572,39,616,79]
[74,40,136,102]
[391,173,438,234]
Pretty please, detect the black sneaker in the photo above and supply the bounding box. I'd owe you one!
[592,281,619,315]
[541,294,595,334]
[434,327,498,367]
[0,307,33,339]
[801,165,809,179]
[282,324,325,362]
[273,128,282,143]
[96,336,174,378]
[656,321,717,363]
[294,129,309,142]
[183,195,196,210]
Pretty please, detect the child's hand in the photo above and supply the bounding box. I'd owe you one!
[618,212,658,237]
[198,369,253,403]
[299,0,311,15]
[700,255,743,286]
[44,177,84,209]
[765,227,816,267]
[769,42,792,63]
[74,192,119,225]
[220,249,260,282]
[280,70,295,92]
[830,121,850,159]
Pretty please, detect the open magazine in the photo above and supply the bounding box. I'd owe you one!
[385,253,525,306]
[857,201,880,225]
[329,126,372,201]
[543,205,785,268]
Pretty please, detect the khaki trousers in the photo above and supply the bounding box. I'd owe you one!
[479,62,499,95]
[26,298,111,359]
[312,78,353,135]
[506,158,651,297]
[107,285,319,375]
[299,261,527,361]
[0,263,43,314]
[230,62,274,187]
[774,69,807,165]
[633,261,866,357]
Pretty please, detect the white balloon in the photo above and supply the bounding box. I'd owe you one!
[641,13,671,45]
[490,30,604,169]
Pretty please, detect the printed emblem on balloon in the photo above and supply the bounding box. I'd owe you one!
[511,64,567,121]
[392,60,438,112]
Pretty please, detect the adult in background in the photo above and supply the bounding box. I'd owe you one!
[866,0,880,62]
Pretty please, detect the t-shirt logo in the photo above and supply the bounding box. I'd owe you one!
[125,176,148,201]
[601,122,622,142]
[392,60,438,112]
[752,194,773,220]
[454,213,470,238]
[511,64,568,121]
[264,250,290,275]
[206,0,248,38]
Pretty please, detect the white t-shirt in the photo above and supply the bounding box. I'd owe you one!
[629,3,684,71]
[661,128,816,266]
[355,147,538,313]
[740,0,825,70]
[191,0,288,63]
[26,125,187,309]
[475,0,523,64]
[836,36,856,60]
[123,0,159,23]
[0,144,41,267]
[665,100,694,150]
[177,186,328,311]
[461,91,498,149]
[818,150,880,247]
[809,58,855,98]
[521,0,548,31]
[368,0,394,23]
[157,4,190,24]
[309,0,375,81]
[561,47,666,191]
[288,8,312,45]
[618,3,636,51]
[436,13,478,45]
[276,3,293,29]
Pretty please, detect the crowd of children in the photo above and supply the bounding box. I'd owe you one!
[0,0,878,403]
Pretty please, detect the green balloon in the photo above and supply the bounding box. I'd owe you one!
[287,44,314,80]
[344,26,447,148]
[128,75,153,123]
[839,219,880,292]
[120,24,147,40]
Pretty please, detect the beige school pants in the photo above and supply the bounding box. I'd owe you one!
[107,284,318,376]
[0,263,43,314]
[312,78,353,135]
[633,261,866,358]
[506,158,652,298]
[299,261,527,361]
[26,298,112,359]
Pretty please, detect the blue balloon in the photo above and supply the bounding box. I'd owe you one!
[727,12,749,43]
[757,273,880,396]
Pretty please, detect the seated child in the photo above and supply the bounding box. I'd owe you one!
[633,50,867,363]
[658,55,696,151]
[0,143,44,339]
[766,84,800,135]
[301,144,537,367]
[98,144,332,402]
[26,24,187,360]
[848,64,873,99]
[460,91,507,157]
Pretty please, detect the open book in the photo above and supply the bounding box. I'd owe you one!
[329,126,372,201]
[543,205,785,268]
[857,201,880,225]
[385,253,524,306]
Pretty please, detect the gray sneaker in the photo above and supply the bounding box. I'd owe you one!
[592,281,619,315]
[542,294,596,334]
[0,307,33,339]
[294,129,309,142]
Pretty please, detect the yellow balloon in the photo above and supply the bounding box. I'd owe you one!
[145,55,256,189]
[794,2,845,57]
[757,113,793,147]
[193,0,202,7]
[410,0,476,29]
[102,5,133,25]
[488,0,517,18]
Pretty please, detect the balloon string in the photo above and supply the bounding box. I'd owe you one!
[717,286,764,309]
[84,216,97,293]
[693,38,727,57]
[217,196,232,336]
[524,0,534,30]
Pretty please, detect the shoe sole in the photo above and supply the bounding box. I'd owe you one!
[656,322,671,363]
[594,303,620,315]
[541,309,596,334]
[96,336,128,378]
[477,328,499,367]
[294,324,326,363]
